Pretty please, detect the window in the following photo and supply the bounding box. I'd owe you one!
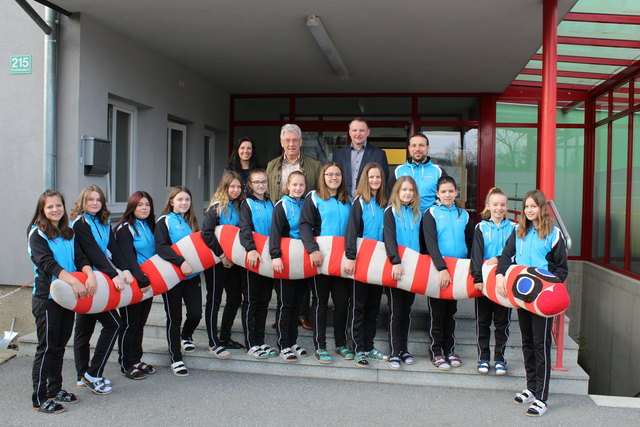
[203,133,215,201]
[107,101,136,205]
[167,122,187,187]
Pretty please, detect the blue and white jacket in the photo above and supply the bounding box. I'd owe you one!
[239,196,274,252]
[299,190,351,254]
[496,225,568,282]
[269,195,304,259]
[155,211,197,279]
[384,205,422,265]
[116,219,156,288]
[470,218,516,283]
[345,195,385,260]
[28,226,90,299]
[422,204,474,271]
[389,158,445,213]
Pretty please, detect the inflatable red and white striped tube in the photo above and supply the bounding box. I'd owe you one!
[50,231,220,314]
[215,225,569,317]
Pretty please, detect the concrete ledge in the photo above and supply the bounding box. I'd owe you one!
[590,394,640,409]
[0,349,17,365]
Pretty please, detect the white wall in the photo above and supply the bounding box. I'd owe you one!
[0,8,229,286]
[0,4,46,285]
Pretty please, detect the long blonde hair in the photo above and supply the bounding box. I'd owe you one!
[480,187,508,220]
[208,171,245,216]
[70,185,110,224]
[355,162,388,207]
[389,176,420,223]
[517,189,552,239]
[160,186,199,231]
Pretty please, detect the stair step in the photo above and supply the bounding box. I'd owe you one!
[17,332,588,395]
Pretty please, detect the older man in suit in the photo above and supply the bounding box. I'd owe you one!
[333,118,389,196]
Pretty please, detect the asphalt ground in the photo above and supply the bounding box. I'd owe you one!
[2,355,639,426]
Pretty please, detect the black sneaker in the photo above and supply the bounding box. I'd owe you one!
[54,390,79,404]
[33,399,67,414]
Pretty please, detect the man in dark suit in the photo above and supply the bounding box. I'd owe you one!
[333,118,390,196]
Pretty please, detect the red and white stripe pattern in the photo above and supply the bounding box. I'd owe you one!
[51,226,569,317]
[214,225,568,316]
[51,231,220,314]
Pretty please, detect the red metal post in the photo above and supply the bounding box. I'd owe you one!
[538,0,558,199]
[478,94,497,217]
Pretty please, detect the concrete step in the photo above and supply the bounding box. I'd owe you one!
[17,332,589,395]
[140,308,580,362]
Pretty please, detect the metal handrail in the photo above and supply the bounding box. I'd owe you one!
[548,200,572,250]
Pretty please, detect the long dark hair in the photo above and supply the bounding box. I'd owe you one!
[227,137,258,172]
[116,191,156,234]
[28,190,74,240]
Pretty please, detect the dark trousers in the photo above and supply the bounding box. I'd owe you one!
[241,269,273,348]
[427,297,458,358]
[118,297,153,371]
[349,280,383,353]
[204,264,242,347]
[475,296,511,362]
[518,309,553,402]
[161,276,202,363]
[310,274,350,350]
[31,297,74,407]
[74,309,121,379]
[386,287,415,357]
[274,278,306,350]
[299,281,311,319]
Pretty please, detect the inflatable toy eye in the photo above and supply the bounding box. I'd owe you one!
[512,274,543,303]
[527,267,562,283]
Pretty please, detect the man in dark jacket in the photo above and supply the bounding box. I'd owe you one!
[333,118,390,196]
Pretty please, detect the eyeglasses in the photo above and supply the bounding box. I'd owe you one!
[251,180,268,185]
[281,138,301,143]
[324,173,342,178]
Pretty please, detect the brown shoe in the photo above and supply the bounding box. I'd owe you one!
[299,317,313,330]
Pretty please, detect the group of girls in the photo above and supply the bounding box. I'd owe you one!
[27,157,566,418]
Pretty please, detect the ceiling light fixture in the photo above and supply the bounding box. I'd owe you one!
[306,14,349,80]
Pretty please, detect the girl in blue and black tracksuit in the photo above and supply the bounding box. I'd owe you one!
[470,187,515,376]
[70,185,130,394]
[422,176,474,370]
[344,162,388,367]
[239,169,276,358]
[384,176,421,370]
[115,191,157,380]
[300,162,352,364]
[270,171,308,362]
[28,190,96,413]
[155,186,202,377]
[201,171,244,359]
[496,189,568,417]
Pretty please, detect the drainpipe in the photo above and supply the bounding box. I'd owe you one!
[43,7,59,190]
[538,0,557,199]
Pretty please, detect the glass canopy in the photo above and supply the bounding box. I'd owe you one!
[513,0,640,92]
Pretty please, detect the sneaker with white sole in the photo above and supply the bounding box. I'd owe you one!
[526,400,547,416]
[209,345,231,359]
[514,389,535,405]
